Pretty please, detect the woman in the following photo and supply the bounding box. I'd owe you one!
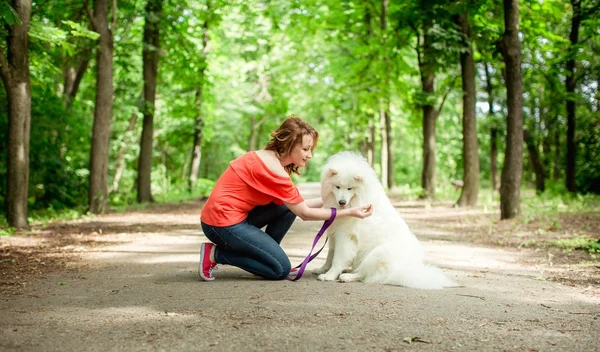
[199,115,373,281]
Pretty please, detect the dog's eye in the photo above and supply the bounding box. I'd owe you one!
[347,188,353,191]
[335,186,340,189]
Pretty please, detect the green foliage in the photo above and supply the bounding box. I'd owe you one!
[0,3,21,26]
[0,217,15,237]
[1,0,599,227]
[550,238,600,253]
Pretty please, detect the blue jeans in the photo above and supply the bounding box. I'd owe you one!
[201,202,297,280]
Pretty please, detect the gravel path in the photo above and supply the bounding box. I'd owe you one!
[1,184,598,351]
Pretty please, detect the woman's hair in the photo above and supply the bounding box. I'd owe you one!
[264,114,319,175]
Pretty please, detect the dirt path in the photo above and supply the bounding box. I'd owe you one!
[1,184,599,351]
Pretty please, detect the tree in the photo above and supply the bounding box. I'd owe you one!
[455,10,479,207]
[137,0,163,203]
[498,0,524,219]
[484,62,500,193]
[524,129,545,193]
[380,0,393,189]
[565,0,581,192]
[86,0,115,214]
[418,16,438,200]
[62,5,93,109]
[0,0,32,228]
[188,2,210,193]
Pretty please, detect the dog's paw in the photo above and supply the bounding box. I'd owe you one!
[312,267,328,275]
[317,273,338,281]
[339,273,360,283]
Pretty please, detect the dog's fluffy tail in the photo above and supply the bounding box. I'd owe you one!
[383,264,456,290]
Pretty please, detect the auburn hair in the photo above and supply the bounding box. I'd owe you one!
[264,115,319,175]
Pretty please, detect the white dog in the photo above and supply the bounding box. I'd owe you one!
[314,151,456,289]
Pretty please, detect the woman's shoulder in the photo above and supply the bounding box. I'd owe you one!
[253,150,289,178]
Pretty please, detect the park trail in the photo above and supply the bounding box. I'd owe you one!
[1,183,598,351]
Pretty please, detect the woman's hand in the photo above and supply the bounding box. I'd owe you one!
[349,204,373,219]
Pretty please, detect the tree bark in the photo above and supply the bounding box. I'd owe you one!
[379,104,389,188]
[553,126,561,180]
[524,130,545,193]
[137,0,163,203]
[367,114,376,167]
[248,115,258,151]
[565,0,581,193]
[491,128,499,191]
[596,77,599,112]
[63,47,91,108]
[455,12,479,207]
[247,115,268,151]
[498,0,524,219]
[484,62,500,193]
[188,7,210,193]
[418,19,437,200]
[189,88,204,193]
[364,6,375,168]
[87,0,115,214]
[109,110,139,193]
[0,0,32,229]
[380,0,393,189]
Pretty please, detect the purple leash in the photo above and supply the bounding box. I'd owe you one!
[287,208,336,281]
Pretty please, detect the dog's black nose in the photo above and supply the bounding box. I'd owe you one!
[338,200,346,206]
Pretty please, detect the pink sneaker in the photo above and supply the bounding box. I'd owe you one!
[199,242,217,281]
[287,267,299,278]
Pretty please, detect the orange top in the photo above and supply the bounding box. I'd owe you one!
[200,151,304,227]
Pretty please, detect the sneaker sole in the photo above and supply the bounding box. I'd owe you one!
[198,244,215,281]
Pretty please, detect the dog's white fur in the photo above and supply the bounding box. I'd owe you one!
[314,151,456,289]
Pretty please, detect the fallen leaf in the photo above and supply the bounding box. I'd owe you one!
[403,337,431,344]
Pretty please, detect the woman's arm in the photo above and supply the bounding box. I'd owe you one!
[304,197,323,208]
[285,201,373,221]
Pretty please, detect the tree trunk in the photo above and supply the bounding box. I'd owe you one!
[379,105,389,188]
[379,0,393,189]
[0,0,32,229]
[364,7,375,168]
[384,106,393,189]
[248,115,258,151]
[367,115,375,167]
[498,0,524,219]
[524,130,545,193]
[189,88,204,193]
[596,77,599,112]
[63,48,91,108]
[137,0,163,203]
[247,115,268,151]
[455,12,479,207]
[109,110,138,193]
[484,62,500,193]
[419,19,437,200]
[553,126,561,180]
[88,0,115,214]
[188,9,210,193]
[541,114,552,181]
[491,128,499,192]
[565,0,581,193]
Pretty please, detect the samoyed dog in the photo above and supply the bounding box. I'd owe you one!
[314,151,456,289]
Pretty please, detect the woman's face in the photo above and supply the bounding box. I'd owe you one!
[288,134,314,168]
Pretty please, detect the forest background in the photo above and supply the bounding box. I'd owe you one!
[1,0,599,245]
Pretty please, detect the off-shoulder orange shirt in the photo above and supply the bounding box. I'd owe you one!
[200,151,304,227]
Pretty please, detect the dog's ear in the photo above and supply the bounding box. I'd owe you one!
[325,168,338,178]
[354,175,363,182]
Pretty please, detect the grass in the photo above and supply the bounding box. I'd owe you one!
[550,237,600,253]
